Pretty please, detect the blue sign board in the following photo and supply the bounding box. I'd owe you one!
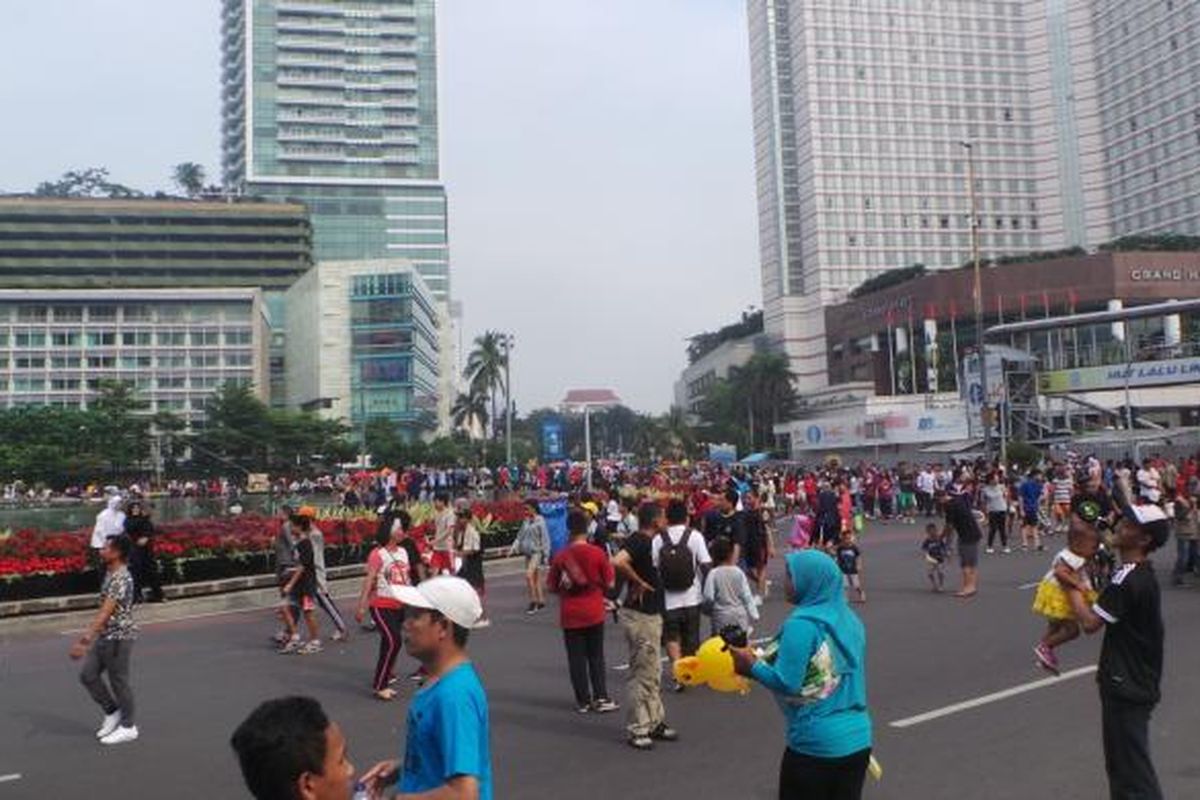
[541,419,564,461]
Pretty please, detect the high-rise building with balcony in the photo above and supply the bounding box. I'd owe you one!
[745,0,1200,394]
[221,0,450,300]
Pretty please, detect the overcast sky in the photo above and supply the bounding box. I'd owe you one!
[0,0,759,414]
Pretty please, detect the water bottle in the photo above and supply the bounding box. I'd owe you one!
[351,783,370,800]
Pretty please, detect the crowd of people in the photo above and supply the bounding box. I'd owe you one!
[68,449,1198,799]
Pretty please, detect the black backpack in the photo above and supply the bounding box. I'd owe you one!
[658,529,696,592]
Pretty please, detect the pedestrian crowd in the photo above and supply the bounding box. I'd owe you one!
[69,450,1198,800]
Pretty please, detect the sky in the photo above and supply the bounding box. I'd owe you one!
[0,0,760,414]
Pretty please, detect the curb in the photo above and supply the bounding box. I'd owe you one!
[0,546,515,620]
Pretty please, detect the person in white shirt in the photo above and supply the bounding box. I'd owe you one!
[91,495,126,551]
[651,499,712,693]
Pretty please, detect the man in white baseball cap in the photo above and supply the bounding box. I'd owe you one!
[1067,501,1169,800]
[359,576,492,800]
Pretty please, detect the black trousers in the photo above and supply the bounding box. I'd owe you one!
[130,544,163,602]
[1101,693,1163,800]
[779,747,870,800]
[563,623,608,706]
[987,511,1008,549]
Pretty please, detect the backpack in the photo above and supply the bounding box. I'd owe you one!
[658,529,697,592]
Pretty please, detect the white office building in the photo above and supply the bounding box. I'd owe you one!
[746,0,1200,393]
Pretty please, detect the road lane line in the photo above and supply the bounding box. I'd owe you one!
[888,665,1097,729]
[0,774,22,784]
[1018,580,1041,589]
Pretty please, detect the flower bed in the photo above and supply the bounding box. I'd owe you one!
[0,502,525,602]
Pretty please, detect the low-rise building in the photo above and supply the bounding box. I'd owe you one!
[0,288,269,420]
[285,260,442,440]
[674,312,766,424]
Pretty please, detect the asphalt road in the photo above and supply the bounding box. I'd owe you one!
[2,517,1198,799]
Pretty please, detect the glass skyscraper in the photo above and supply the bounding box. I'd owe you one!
[221,0,450,299]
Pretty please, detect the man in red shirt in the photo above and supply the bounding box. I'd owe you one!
[548,508,618,714]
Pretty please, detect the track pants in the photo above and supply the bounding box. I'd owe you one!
[316,588,347,634]
[369,606,405,692]
[80,639,135,726]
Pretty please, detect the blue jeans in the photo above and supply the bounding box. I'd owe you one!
[1174,537,1198,582]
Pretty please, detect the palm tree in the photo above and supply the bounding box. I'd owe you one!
[451,388,490,463]
[730,352,798,451]
[463,331,507,440]
[172,162,206,197]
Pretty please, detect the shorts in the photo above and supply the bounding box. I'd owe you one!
[1022,509,1039,526]
[429,550,455,574]
[899,492,916,510]
[523,552,545,572]
[1032,579,1097,621]
[1053,502,1071,518]
[958,542,979,569]
[289,591,315,612]
[661,605,702,656]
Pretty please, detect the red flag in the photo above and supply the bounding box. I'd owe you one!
[925,301,937,320]
[1019,292,1027,318]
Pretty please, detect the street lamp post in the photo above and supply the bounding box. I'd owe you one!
[502,333,514,466]
[961,141,993,462]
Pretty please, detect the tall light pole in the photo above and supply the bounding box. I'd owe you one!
[502,333,514,465]
[960,140,992,462]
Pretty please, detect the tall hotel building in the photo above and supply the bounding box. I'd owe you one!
[220,0,450,300]
[747,0,1200,393]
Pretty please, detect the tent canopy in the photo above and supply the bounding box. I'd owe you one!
[740,452,771,464]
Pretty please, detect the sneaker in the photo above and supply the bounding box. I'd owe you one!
[1003,547,1012,554]
[278,636,302,654]
[331,630,347,642]
[96,711,121,739]
[374,688,398,702]
[627,734,655,751]
[575,704,591,714]
[1033,643,1060,675]
[591,698,620,713]
[298,640,323,655]
[650,723,678,742]
[100,725,139,746]
[526,603,538,615]
[408,669,426,683]
[986,548,995,555]
[671,681,687,694]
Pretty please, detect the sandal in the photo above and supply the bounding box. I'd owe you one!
[374,688,397,702]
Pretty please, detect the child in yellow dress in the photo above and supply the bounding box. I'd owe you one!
[1032,498,1102,674]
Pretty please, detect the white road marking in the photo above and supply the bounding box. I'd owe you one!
[1018,580,1041,590]
[0,774,22,784]
[612,656,668,672]
[888,665,1097,729]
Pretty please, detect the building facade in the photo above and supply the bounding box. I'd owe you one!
[673,334,765,425]
[746,0,1200,393]
[285,260,441,439]
[221,0,451,300]
[0,289,269,419]
[0,197,311,289]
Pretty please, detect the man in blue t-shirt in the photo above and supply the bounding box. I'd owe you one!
[361,576,492,800]
[1018,469,1045,552]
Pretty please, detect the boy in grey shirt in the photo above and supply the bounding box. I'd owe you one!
[702,536,760,637]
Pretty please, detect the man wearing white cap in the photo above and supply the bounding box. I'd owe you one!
[1067,502,1170,800]
[360,576,492,800]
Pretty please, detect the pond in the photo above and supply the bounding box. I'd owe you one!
[0,494,342,533]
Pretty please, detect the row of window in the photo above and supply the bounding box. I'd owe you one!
[0,353,254,370]
[0,330,253,348]
[4,376,250,394]
[0,305,253,323]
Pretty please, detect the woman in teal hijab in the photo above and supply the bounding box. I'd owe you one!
[732,550,872,799]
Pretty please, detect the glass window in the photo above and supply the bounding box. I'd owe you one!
[52,306,83,322]
[122,331,152,347]
[123,305,153,322]
[190,331,220,346]
[224,330,253,346]
[158,332,186,347]
[224,353,253,367]
[14,332,46,348]
[16,306,47,322]
[86,332,116,347]
[50,355,81,369]
[88,306,117,321]
[51,332,80,347]
[360,357,411,384]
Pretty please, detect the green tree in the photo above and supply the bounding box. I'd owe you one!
[698,353,798,454]
[34,167,141,198]
[463,331,507,440]
[172,162,206,197]
[192,383,270,474]
[89,381,151,477]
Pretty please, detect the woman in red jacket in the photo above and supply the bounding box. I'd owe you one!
[548,507,618,714]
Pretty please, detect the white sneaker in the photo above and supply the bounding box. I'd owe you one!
[96,711,121,739]
[986,548,995,554]
[101,725,139,745]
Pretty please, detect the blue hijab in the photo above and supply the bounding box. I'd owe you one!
[784,550,864,673]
